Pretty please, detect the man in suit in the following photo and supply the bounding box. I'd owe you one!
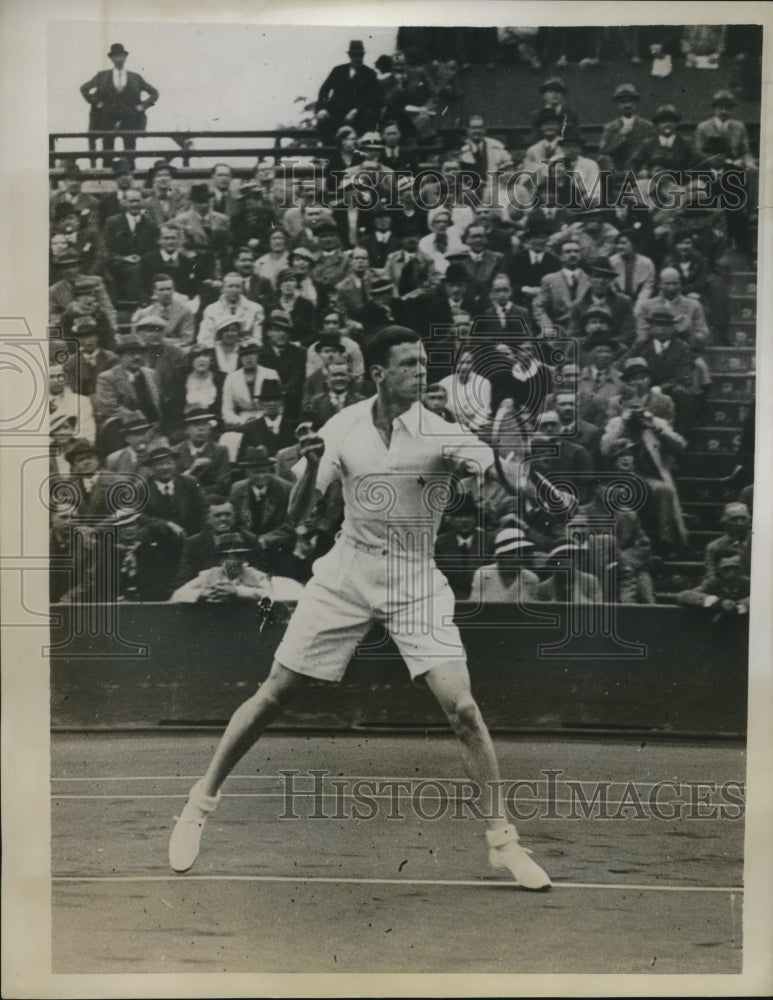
[305,360,365,427]
[237,380,297,459]
[634,309,699,436]
[569,256,636,345]
[257,310,306,420]
[459,114,512,192]
[635,267,710,346]
[461,223,503,297]
[501,209,561,312]
[97,157,135,226]
[228,446,294,565]
[385,221,424,295]
[435,493,492,601]
[631,105,695,180]
[609,230,655,307]
[105,411,157,476]
[473,272,534,341]
[56,438,113,521]
[174,184,231,278]
[104,188,160,305]
[316,39,383,144]
[50,162,100,230]
[335,247,372,321]
[173,407,232,501]
[64,317,117,399]
[132,272,196,349]
[553,389,602,460]
[208,164,240,220]
[199,272,264,349]
[359,205,401,270]
[79,43,159,162]
[142,160,190,228]
[598,84,656,174]
[49,250,118,333]
[134,314,189,434]
[140,223,201,300]
[532,235,589,333]
[175,500,260,586]
[94,332,163,453]
[529,76,581,140]
[521,107,566,187]
[377,121,418,175]
[142,440,208,537]
[694,90,756,169]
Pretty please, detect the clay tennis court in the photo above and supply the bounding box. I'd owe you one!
[51,731,744,975]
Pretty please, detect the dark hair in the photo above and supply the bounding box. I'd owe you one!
[363,325,421,370]
[234,245,254,259]
[152,272,175,287]
[210,163,232,176]
[276,268,298,286]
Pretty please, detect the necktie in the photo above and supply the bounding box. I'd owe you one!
[624,258,635,297]
[567,273,577,299]
[133,370,159,423]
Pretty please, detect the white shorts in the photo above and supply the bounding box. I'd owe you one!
[274,535,467,683]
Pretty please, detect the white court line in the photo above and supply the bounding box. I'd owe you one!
[50,774,744,787]
[51,873,743,893]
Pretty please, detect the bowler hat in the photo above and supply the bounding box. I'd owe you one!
[108,43,129,57]
[589,255,617,278]
[314,337,345,353]
[115,332,147,353]
[712,89,736,108]
[613,83,640,102]
[240,446,275,471]
[621,357,650,380]
[267,309,292,331]
[216,533,252,556]
[189,183,212,204]
[122,411,153,433]
[144,442,175,464]
[258,379,284,400]
[238,340,260,357]
[582,305,614,326]
[348,39,365,55]
[653,104,681,123]
[607,438,636,459]
[64,437,99,463]
[444,262,469,284]
[540,76,567,94]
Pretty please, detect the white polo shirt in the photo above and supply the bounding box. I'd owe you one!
[294,397,494,553]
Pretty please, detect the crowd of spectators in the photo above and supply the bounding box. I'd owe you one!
[48,36,757,616]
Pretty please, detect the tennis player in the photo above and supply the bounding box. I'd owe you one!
[169,325,551,889]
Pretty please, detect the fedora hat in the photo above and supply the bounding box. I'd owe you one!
[584,328,619,351]
[348,39,365,55]
[216,533,253,556]
[369,273,394,296]
[444,262,469,284]
[648,307,677,326]
[653,104,681,123]
[189,183,212,204]
[122,410,153,433]
[112,508,142,527]
[621,357,650,380]
[712,89,736,108]
[115,332,147,353]
[613,83,640,102]
[183,406,215,424]
[108,43,129,57]
[582,305,614,326]
[133,314,167,332]
[540,76,567,94]
[589,255,617,278]
[535,106,563,127]
[267,309,292,331]
[258,379,284,400]
[145,442,175,464]
[239,446,275,471]
[64,437,98,463]
[57,249,81,266]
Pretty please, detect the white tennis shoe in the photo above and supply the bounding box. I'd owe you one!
[169,780,220,873]
[486,825,552,890]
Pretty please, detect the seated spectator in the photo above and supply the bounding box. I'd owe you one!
[662,231,730,342]
[564,208,621,266]
[532,235,589,332]
[681,25,726,69]
[598,83,655,174]
[310,222,352,309]
[51,201,105,277]
[141,440,207,538]
[379,51,435,140]
[174,183,231,273]
[468,527,539,604]
[209,318,245,375]
[600,428,687,556]
[306,313,365,386]
[62,508,183,604]
[94,332,163,455]
[254,229,290,293]
[228,445,293,566]
[228,245,264,304]
[49,249,117,334]
[569,255,635,344]
[553,389,601,458]
[473,272,534,341]
[436,494,493,600]
[536,543,600,604]
[458,114,513,199]
[376,120,418,175]
[422,383,456,422]
[134,314,189,435]
[60,283,115,349]
[676,555,750,618]
[175,500,259,586]
[356,272,406,337]
[530,410,592,480]
[359,202,401,269]
[335,248,373,322]
[237,380,297,460]
[198,272,264,349]
[183,344,223,423]
[104,188,160,307]
[417,207,467,276]
[258,310,306,417]
[704,502,752,578]
[132,272,195,349]
[634,266,710,346]
[49,361,95,444]
[171,533,271,603]
[559,140,603,210]
[631,104,695,181]
[607,357,676,423]
[105,411,157,476]
[500,210,560,312]
[49,413,78,476]
[529,76,581,140]
[230,182,278,255]
[439,344,492,435]
[55,437,112,520]
[578,327,624,427]
[461,222,504,297]
[286,247,321,310]
[521,107,566,187]
[97,157,135,226]
[612,536,656,605]
[173,407,231,502]
[609,230,655,305]
[219,340,279,459]
[305,360,366,427]
[140,223,202,301]
[263,269,317,347]
[385,221,424,295]
[695,89,757,170]
[50,161,100,230]
[142,160,189,227]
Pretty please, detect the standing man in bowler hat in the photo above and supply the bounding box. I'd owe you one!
[316,40,383,145]
[79,43,159,163]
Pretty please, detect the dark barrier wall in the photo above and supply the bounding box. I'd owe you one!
[49,603,748,738]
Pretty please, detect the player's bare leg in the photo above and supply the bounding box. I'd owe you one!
[423,660,551,889]
[169,661,307,872]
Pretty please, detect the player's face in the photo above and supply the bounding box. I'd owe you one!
[378,341,426,402]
